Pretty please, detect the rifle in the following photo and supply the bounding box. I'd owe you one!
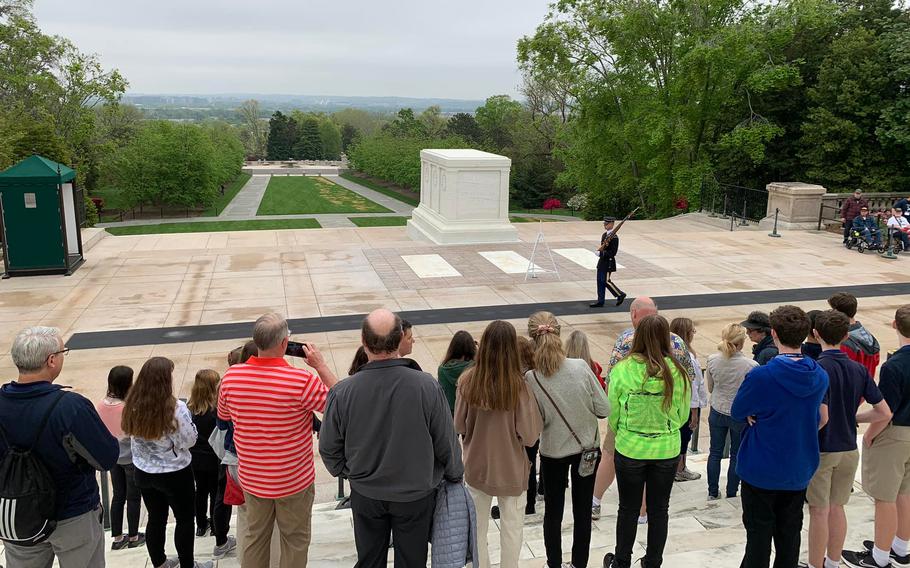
[598,207,641,253]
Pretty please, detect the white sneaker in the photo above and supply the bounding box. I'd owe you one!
[213,535,237,559]
[638,514,648,524]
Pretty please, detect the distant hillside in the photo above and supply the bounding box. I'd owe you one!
[123,93,485,119]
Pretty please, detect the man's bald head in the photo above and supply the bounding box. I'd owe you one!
[630,296,658,328]
[362,309,403,357]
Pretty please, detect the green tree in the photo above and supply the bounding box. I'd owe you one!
[318,118,342,160]
[238,99,268,159]
[475,95,523,151]
[266,111,296,160]
[445,113,483,144]
[294,116,323,160]
[340,123,359,153]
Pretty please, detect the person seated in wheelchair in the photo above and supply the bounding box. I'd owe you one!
[887,206,910,250]
[852,206,882,247]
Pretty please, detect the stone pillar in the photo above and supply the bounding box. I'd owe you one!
[759,182,827,231]
[407,149,519,244]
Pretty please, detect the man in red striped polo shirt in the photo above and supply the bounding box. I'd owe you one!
[218,313,338,568]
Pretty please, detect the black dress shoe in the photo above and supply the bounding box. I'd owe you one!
[589,302,604,308]
[603,552,616,568]
[616,292,627,307]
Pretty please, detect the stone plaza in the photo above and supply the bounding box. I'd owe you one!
[0,189,907,565]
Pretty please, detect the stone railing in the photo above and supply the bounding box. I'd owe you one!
[760,183,906,231]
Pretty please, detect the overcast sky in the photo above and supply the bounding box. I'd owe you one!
[32,0,552,100]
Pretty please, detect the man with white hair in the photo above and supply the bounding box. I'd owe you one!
[218,313,337,568]
[0,326,119,568]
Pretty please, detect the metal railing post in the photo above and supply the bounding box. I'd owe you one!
[740,193,749,226]
[100,470,111,530]
[708,194,717,217]
[769,208,782,238]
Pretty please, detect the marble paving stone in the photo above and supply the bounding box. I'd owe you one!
[401,253,463,278]
[479,250,547,275]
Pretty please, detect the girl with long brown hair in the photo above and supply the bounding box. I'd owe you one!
[603,315,689,568]
[438,330,476,414]
[187,369,235,556]
[526,311,610,568]
[123,357,208,568]
[454,321,542,568]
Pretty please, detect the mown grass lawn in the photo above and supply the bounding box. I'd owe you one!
[257,176,391,215]
[510,216,563,223]
[340,173,420,207]
[349,216,409,227]
[106,218,321,236]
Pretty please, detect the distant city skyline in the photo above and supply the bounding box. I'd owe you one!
[32,0,552,100]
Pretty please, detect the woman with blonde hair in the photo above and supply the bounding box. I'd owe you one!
[527,311,609,568]
[187,370,235,557]
[565,329,605,389]
[705,323,758,500]
[455,320,542,568]
[603,315,690,568]
[123,357,209,568]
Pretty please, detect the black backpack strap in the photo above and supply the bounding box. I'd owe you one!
[31,390,66,451]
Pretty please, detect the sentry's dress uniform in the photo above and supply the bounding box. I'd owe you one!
[592,216,626,307]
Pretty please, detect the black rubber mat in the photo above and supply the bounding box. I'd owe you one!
[66,282,910,350]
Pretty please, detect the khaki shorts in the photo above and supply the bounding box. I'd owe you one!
[602,426,616,454]
[807,450,859,507]
[862,425,910,502]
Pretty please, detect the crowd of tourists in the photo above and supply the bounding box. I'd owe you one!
[1,291,910,568]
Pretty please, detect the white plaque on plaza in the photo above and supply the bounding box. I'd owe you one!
[407,149,519,245]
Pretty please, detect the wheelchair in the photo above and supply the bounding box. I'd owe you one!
[845,227,885,253]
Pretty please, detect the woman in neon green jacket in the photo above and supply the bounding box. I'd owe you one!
[603,314,690,568]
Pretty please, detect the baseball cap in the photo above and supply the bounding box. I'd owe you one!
[741,311,770,331]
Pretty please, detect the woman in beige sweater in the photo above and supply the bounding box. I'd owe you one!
[455,320,543,568]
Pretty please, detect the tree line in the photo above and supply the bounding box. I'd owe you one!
[0,0,245,214]
[517,0,910,218]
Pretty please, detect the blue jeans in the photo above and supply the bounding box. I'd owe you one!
[707,408,744,498]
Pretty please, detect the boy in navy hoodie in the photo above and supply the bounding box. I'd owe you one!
[732,305,829,568]
[843,306,910,568]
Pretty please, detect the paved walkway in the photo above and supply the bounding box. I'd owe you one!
[218,174,270,219]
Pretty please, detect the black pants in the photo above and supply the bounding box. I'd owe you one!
[211,464,233,546]
[110,463,141,537]
[597,269,624,303]
[541,452,598,568]
[613,451,679,568]
[192,461,218,534]
[526,441,539,511]
[135,465,196,568]
[350,490,436,568]
[739,481,806,568]
[679,409,696,456]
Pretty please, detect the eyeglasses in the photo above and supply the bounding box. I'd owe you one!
[46,348,70,362]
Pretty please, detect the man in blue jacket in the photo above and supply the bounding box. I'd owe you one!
[852,206,882,247]
[1,327,119,568]
[732,305,829,568]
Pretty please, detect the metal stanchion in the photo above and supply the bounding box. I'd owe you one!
[335,477,351,510]
[100,470,111,530]
[882,229,898,260]
[768,208,782,238]
[739,195,749,226]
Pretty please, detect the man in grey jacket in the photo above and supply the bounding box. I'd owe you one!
[319,309,463,568]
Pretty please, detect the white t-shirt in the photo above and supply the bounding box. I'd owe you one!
[888,216,910,231]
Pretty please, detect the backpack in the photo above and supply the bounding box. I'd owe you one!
[0,390,65,546]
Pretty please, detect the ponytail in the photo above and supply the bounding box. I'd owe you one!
[718,323,747,358]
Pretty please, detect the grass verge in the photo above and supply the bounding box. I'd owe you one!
[106,219,321,236]
[510,216,563,223]
[509,207,578,217]
[349,216,409,227]
[340,173,420,207]
[258,176,390,215]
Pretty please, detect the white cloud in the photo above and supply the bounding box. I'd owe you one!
[31,0,550,99]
